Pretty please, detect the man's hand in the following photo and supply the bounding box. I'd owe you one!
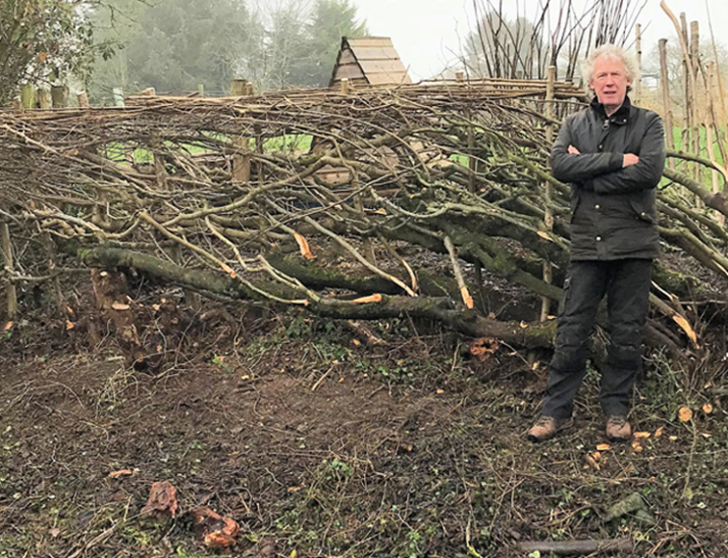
[623,154,639,167]
[568,145,580,154]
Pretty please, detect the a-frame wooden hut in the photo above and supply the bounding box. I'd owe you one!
[329,37,412,88]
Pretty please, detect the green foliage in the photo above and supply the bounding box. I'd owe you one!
[0,0,114,105]
[88,0,367,99]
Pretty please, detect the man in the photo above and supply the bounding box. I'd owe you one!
[527,44,666,443]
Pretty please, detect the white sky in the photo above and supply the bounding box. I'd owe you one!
[351,0,728,81]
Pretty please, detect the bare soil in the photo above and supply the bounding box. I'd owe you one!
[1,283,727,558]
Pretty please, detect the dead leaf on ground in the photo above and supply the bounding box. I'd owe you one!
[109,469,134,479]
[141,481,178,518]
[631,440,644,452]
[634,432,651,439]
[192,506,240,549]
[596,443,611,452]
[3,321,13,331]
[585,454,600,471]
[470,337,499,361]
[65,321,75,330]
[678,406,693,422]
[655,426,665,437]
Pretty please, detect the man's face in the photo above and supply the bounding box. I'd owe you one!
[588,55,632,113]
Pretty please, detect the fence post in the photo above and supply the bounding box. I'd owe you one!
[231,79,251,185]
[659,39,676,170]
[37,88,52,109]
[112,87,125,107]
[635,24,642,105]
[77,91,90,108]
[1,222,17,320]
[20,83,35,109]
[540,65,556,322]
[51,85,68,108]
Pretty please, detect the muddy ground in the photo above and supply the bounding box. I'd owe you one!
[1,280,727,558]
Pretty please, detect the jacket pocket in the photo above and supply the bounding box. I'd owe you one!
[629,199,656,224]
[569,192,581,223]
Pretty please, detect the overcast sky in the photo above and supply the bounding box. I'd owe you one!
[350,0,728,81]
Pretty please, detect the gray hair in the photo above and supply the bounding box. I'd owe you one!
[582,44,639,90]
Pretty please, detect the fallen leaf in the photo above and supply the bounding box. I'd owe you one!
[50,528,60,538]
[141,481,178,518]
[702,403,713,414]
[352,339,361,346]
[470,337,499,361]
[3,321,13,331]
[585,454,600,471]
[65,321,75,330]
[109,469,133,479]
[678,406,693,422]
[351,294,383,304]
[193,506,240,549]
[436,389,444,395]
[596,443,611,452]
[111,302,130,311]
[654,426,665,437]
[634,432,651,439]
[631,440,643,452]
[293,232,315,260]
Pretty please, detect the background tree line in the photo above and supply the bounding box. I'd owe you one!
[0,0,367,105]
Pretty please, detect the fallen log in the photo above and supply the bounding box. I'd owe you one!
[516,538,633,555]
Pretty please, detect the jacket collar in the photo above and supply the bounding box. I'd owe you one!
[590,95,632,125]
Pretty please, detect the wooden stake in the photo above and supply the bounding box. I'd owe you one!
[112,87,125,107]
[20,83,35,109]
[51,85,68,108]
[635,24,642,105]
[1,222,18,319]
[659,39,676,169]
[37,88,51,109]
[541,65,556,322]
[77,91,90,108]
[12,96,22,112]
[690,21,701,184]
[341,78,350,95]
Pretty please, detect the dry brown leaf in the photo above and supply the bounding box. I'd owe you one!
[109,469,134,479]
[592,451,602,460]
[193,506,240,549]
[470,337,499,362]
[141,481,178,518]
[111,302,130,311]
[293,232,315,260]
[3,321,12,331]
[678,406,693,422]
[596,443,611,451]
[672,314,700,348]
[655,426,665,437]
[519,321,528,329]
[459,285,474,309]
[702,403,713,414]
[585,454,600,471]
[351,294,383,304]
[631,440,643,452]
[634,432,651,439]
[65,321,75,330]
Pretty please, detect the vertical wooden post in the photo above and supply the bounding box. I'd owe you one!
[77,91,90,108]
[340,78,350,95]
[230,79,252,185]
[51,85,68,108]
[690,21,701,185]
[659,39,676,170]
[679,13,692,174]
[112,87,125,107]
[12,96,23,112]
[20,83,36,109]
[634,24,642,105]
[705,62,719,195]
[541,65,556,322]
[230,79,250,96]
[197,83,205,97]
[1,222,18,319]
[37,88,52,109]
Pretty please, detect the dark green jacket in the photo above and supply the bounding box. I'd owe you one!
[551,96,666,260]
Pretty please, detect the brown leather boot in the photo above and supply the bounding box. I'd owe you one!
[527,416,573,443]
[606,415,632,441]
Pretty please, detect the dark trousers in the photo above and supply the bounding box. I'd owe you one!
[542,259,652,419]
